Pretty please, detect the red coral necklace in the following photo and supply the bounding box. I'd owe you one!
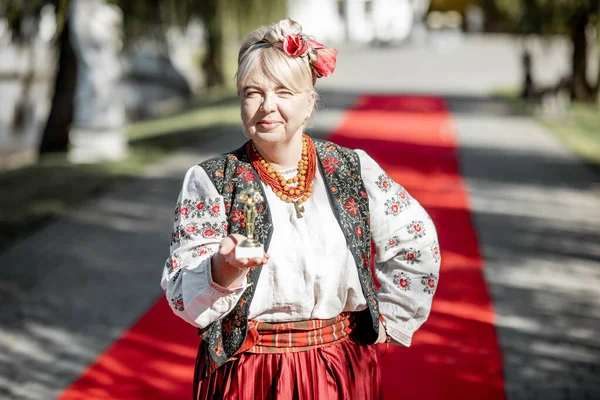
[247,134,317,218]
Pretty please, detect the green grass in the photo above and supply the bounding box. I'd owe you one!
[538,102,600,166]
[0,92,240,251]
[492,87,600,166]
[129,100,239,141]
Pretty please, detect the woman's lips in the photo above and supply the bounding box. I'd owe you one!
[257,120,282,130]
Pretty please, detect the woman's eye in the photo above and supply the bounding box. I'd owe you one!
[245,91,260,97]
[277,91,293,97]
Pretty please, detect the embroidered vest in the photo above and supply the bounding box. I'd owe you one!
[197,139,380,374]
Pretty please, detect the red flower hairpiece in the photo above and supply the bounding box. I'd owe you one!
[306,39,338,79]
[283,34,309,57]
[244,19,338,81]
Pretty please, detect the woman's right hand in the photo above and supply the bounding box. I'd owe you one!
[211,234,269,288]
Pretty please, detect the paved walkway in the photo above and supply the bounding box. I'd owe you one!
[453,106,600,399]
[1,36,599,399]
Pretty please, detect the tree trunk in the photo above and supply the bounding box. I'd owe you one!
[570,9,596,103]
[38,19,78,154]
[199,0,225,89]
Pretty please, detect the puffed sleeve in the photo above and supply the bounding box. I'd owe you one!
[160,165,249,329]
[357,150,441,347]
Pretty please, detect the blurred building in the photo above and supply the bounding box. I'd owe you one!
[288,0,430,44]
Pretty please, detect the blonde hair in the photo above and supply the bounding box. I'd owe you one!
[235,22,315,95]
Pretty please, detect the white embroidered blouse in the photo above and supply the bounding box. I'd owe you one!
[161,150,441,346]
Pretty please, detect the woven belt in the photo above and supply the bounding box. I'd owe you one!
[243,313,353,354]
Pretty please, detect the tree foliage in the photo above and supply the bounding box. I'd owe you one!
[2,0,287,75]
[490,0,597,34]
[2,0,69,41]
[2,0,288,155]
[492,0,600,102]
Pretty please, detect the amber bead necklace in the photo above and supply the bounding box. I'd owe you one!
[247,134,317,218]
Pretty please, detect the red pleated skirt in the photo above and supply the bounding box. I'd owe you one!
[195,315,382,400]
[196,337,381,400]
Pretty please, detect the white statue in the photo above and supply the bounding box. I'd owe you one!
[39,4,58,43]
[68,0,127,163]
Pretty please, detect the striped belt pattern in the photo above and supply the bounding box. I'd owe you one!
[244,313,354,354]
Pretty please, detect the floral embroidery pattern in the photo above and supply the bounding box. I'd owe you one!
[223,319,235,335]
[355,226,363,237]
[375,173,393,192]
[192,245,215,258]
[322,155,340,174]
[393,272,412,291]
[384,187,411,216]
[173,221,226,244]
[222,310,246,336]
[181,222,200,236]
[234,165,255,183]
[214,338,224,357]
[175,196,223,221]
[408,220,426,239]
[170,230,180,245]
[178,205,190,218]
[200,222,222,239]
[384,197,406,216]
[431,240,441,263]
[385,236,401,251]
[171,294,184,311]
[396,186,411,202]
[421,273,438,294]
[208,199,221,217]
[344,197,359,216]
[230,209,246,228]
[399,248,421,264]
[195,199,206,213]
[167,254,181,271]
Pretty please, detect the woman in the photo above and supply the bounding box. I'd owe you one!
[161,18,441,400]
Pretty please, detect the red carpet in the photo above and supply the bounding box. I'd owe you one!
[58,95,505,400]
[330,95,506,400]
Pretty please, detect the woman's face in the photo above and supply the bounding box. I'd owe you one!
[240,71,314,146]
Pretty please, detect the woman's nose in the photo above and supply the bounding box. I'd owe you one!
[261,93,277,113]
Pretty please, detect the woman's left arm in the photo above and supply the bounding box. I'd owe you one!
[357,150,441,347]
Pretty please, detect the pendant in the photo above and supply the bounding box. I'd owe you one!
[293,201,305,218]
